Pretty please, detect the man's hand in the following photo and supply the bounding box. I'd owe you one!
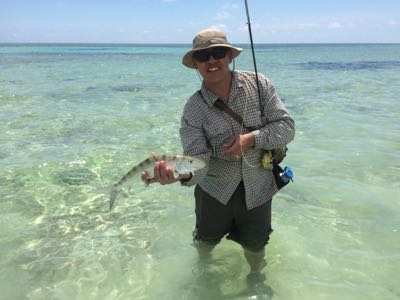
[223,133,255,160]
[141,160,192,185]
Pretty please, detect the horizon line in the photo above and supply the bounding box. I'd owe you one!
[1,42,399,45]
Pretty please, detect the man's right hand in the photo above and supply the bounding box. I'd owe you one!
[141,160,191,185]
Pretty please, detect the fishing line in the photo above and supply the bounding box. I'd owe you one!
[244,0,263,110]
[240,0,263,168]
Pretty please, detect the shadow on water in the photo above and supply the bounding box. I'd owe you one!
[297,60,400,71]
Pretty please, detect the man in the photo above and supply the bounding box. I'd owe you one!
[142,28,295,278]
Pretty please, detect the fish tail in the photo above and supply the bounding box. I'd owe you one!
[109,187,119,211]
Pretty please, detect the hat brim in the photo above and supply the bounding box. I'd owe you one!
[182,44,242,69]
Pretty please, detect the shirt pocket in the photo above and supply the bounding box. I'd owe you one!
[205,124,232,158]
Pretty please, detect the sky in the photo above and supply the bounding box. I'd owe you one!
[1,0,399,43]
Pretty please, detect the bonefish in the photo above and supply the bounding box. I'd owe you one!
[108,154,205,210]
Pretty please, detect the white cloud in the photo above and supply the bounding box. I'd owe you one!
[222,3,239,10]
[297,23,320,29]
[328,22,342,29]
[214,3,239,21]
[188,20,204,26]
[243,20,355,38]
[214,11,232,21]
[211,24,228,31]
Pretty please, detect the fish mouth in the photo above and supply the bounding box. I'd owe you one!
[193,158,206,169]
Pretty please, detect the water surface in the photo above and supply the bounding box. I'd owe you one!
[0,43,399,299]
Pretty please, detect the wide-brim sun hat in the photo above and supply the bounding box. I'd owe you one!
[182,28,242,69]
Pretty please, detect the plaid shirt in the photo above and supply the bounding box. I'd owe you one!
[179,70,295,210]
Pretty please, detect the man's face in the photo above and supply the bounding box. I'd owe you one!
[193,47,233,85]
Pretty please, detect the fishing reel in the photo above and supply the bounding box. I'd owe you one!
[262,147,288,171]
[262,150,273,171]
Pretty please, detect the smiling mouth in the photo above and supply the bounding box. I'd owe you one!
[208,66,219,72]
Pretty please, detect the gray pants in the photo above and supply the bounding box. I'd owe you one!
[193,182,273,252]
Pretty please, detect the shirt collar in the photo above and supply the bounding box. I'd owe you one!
[200,71,240,107]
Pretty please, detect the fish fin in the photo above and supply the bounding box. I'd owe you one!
[109,188,118,211]
[173,170,179,179]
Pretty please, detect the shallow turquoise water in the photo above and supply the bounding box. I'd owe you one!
[0,43,399,299]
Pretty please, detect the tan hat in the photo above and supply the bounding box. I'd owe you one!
[182,28,242,69]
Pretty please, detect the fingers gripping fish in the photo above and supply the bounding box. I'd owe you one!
[109,154,205,210]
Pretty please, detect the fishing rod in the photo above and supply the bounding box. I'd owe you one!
[243,0,290,173]
[242,0,275,170]
[243,0,266,124]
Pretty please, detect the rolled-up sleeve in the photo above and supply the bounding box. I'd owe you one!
[179,111,211,186]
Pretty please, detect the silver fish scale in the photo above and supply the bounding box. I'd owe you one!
[114,155,178,187]
[108,154,205,210]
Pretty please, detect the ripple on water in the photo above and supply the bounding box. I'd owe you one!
[55,168,98,185]
[2,43,400,300]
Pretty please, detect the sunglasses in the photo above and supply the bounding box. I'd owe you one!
[193,47,228,63]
